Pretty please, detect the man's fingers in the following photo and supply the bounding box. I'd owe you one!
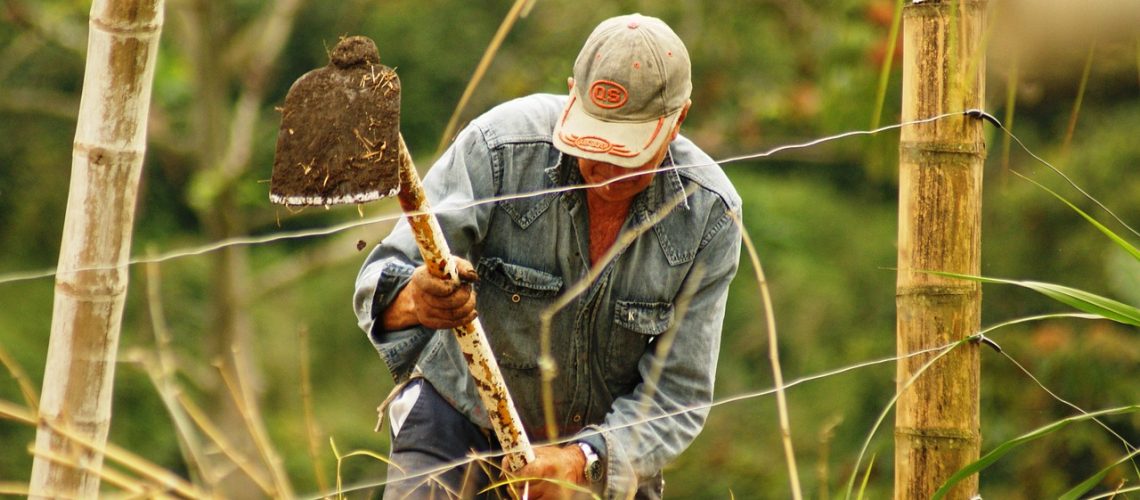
[418,307,474,328]
[418,301,475,322]
[409,261,479,329]
[411,269,460,296]
[455,258,479,283]
[417,284,474,309]
[416,294,478,329]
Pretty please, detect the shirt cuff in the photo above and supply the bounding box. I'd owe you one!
[573,427,608,468]
[369,260,415,327]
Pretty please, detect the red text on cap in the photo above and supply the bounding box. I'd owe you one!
[573,136,613,153]
[589,80,628,109]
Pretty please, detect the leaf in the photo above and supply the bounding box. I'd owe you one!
[933,405,1140,499]
[856,453,876,500]
[1018,173,1140,262]
[928,271,1140,327]
[1058,447,1140,500]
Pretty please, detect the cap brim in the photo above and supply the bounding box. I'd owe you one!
[553,94,682,168]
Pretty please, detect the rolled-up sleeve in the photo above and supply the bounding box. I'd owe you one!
[353,124,497,382]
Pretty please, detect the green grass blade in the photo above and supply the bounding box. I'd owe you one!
[1015,172,1140,262]
[1059,447,1140,500]
[843,339,967,500]
[933,405,1140,500]
[1001,53,1019,174]
[855,453,876,500]
[870,0,904,130]
[929,271,1140,327]
[1062,43,1096,161]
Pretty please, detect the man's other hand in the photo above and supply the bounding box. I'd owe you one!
[382,258,478,331]
[504,445,589,499]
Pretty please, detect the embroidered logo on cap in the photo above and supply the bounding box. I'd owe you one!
[558,132,635,157]
[589,80,628,109]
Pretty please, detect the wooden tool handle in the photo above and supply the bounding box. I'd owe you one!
[395,135,535,471]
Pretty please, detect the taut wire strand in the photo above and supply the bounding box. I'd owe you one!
[0,112,961,288]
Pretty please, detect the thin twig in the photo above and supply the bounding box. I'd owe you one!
[143,255,214,490]
[0,398,206,498]
[1061,42,1096,163]
[435,0,534,157]
[299,325,331,495]
[0,342,38,410]
[0,482,32,496]
[217,354,295,498]
[733,212,802,500]
[537,184,699,439]
[324,337,959,497]
[816,415,844,500]
[26,445,143,498]
[636,265,705,412]
[177,390,276,494]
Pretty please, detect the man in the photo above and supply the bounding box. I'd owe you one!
[354,13,741,499]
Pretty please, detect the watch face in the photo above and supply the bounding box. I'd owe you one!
[586,458,604,483]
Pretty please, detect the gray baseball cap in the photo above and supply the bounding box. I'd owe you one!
[553,14,692,168]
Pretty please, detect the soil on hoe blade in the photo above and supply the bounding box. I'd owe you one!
[270,36,402,206]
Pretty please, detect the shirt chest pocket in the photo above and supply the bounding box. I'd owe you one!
[475,257,564,369]
[607,300,675,384]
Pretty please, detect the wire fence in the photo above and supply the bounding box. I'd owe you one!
[1,106,1137,498]
[0,109,1009,287]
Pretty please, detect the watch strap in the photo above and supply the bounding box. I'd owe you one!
[576,442,603,484]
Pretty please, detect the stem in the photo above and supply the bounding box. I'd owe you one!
[733,213,802,500]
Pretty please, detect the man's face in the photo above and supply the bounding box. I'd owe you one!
[567,78,690,203]
[577,144,668,203]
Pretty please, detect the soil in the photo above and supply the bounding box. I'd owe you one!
[270,36,402,206]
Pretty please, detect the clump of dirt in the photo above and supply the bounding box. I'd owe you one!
[270,35,402,206]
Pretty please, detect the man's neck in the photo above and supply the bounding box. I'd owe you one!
[585,190,634,266]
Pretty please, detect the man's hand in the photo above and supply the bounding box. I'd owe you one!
[504,445,589,499]
[381,258,478,331]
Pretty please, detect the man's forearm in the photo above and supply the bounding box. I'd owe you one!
[380,285,419,332]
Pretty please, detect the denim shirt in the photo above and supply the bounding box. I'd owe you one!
[353,93,742,497]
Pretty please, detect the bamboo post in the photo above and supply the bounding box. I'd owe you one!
[895,1,986,499]
[29,0,164,497]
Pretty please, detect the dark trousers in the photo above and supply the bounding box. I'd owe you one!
[383,380,506,499]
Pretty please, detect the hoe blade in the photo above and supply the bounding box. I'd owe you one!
[270,36,401,206]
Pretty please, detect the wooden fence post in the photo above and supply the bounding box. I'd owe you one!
[895,0,987,498]
[29,0,164,497]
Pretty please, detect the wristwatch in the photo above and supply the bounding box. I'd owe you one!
[576,442,603,484]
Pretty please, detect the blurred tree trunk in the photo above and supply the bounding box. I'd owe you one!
[895,1,987,499]
[29,0,164,497]
[175,0,303,495]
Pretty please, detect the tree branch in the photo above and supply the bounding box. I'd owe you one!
[198,0,308,204]
[252,217,393,301]
[0,87,78,121]
[2,0,86,56]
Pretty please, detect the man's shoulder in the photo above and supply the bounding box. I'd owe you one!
[670,136,741,212]
[471,94,567,147]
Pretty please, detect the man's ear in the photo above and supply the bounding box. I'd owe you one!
[671,99,692,139]
[567,77,575,92]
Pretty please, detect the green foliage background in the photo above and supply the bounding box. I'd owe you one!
[1,0,1138,497]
